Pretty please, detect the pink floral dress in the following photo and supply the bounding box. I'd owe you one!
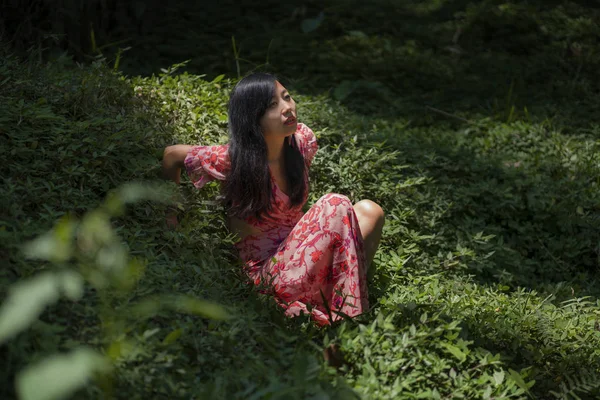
[184,123,368,325]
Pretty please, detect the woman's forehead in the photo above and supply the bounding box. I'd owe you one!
[274,80,287,94]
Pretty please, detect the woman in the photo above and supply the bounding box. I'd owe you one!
[161,73,384,326]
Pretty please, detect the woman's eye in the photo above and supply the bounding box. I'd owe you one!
[284,94,292,100]
[269,101,277,108]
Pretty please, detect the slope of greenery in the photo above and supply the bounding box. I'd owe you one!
[1,1,600,399]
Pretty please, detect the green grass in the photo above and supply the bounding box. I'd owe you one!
[1,1,600,399]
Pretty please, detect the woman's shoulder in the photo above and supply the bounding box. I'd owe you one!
[296,122,314,137]
[295,123,318,164]
[188,144,230,165]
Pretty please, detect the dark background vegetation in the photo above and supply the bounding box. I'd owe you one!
[1,0,600,399]
[3,0,599,121]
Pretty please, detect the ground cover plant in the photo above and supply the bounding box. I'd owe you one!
[1,1,600,399]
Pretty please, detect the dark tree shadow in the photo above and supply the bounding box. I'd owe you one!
[6,0,599,131]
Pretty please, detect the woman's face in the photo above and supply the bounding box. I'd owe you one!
[260,81,297,139]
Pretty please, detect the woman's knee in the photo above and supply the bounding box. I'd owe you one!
[318,193,353,210]
[354,200,385,225]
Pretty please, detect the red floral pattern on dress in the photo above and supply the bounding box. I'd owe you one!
[184,123,368,325]
[184,143,230,189]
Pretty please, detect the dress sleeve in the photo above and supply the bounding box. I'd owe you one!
[294,123,318,167]
[184,144,230,189]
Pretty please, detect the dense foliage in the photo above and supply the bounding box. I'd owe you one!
[1,1,600,399]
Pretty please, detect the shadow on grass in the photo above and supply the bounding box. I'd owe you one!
[365,116,600,299]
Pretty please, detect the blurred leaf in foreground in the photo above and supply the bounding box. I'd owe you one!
[16,347,111,400]
[0,271,84,344]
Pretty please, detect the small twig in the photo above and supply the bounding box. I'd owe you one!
[231,36,241,79]
[426,106,473,124]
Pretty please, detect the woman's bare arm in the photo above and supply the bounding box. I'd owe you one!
[162,145,193,227]
[162,144,259,238]
[162,145,193,184]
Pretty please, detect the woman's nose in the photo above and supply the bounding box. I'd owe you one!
[282,105,293,116]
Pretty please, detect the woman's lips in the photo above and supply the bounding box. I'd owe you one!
[284,116,296,125]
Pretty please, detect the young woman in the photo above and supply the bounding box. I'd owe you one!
[161,73,384,326]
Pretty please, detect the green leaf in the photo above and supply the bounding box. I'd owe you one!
[16,347,111,400]
[0,271,84,344]
[103,182,173,217]
[106,339,137,361]
[79,210,116,251]
[163,328,183,345]
[440,342,467,363]
[174,296,229,320]
[116,181,172,206]
[482,386,492,399]
[493,370,505,386]
[22,217,76,262]
[301,12,325,33]
[348,30,368,38]
[508,368,533,392]
[57,271,84,301]
[128,295,229,321]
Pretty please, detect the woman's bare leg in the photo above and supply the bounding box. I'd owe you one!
[353,200,385,273]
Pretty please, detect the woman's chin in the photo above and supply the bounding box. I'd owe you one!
[283,122,298,134]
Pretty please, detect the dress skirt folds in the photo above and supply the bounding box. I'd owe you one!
[184,123,368,325]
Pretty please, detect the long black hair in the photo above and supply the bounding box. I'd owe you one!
[222,73,307,219]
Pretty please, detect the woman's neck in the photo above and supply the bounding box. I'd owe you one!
[265,136,286,164]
